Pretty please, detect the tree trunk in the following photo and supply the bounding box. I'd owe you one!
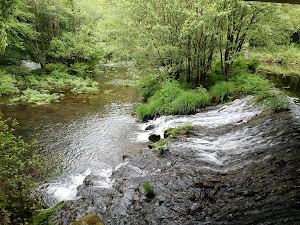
[244,39,249,60]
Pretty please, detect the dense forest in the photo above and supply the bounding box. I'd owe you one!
[1,0,300,224]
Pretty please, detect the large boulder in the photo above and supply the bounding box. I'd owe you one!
[73,215,104,225]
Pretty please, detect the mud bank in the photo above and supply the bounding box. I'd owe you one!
[54,100,300,225]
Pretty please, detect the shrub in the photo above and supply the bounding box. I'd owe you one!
[70,62,95,77]
[142,183,155,198]
[32,201,66,225]
[0,72,19,95]
[136,81,210,121]
[45,63,68,73]
[0,114,59,224]
[138,73,162,101]
[136,81,182,120]
[234,73,271,95]
[263,91,290,112]
[210,81,236,102]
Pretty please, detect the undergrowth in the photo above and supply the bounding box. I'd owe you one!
[0,63,99,104]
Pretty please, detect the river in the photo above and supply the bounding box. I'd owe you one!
[0,67,299,224]
[0,66,145,205]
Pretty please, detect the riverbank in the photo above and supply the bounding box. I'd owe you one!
[53,97,300,224]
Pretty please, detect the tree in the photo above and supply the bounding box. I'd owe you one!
[0,113,58,224]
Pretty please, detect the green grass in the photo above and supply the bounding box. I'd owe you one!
[249,44,300,65]
[257,63,300,76]
[164,123,194,138]
[210,81,236,103]
[142,183,155,198]
[136,81,210,121]
[234,73,270,95]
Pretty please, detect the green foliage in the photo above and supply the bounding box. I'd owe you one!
[264,91,290,112]
[0,71,19,95]
[165,123,194,138]
[234,74,270,95]
[48,32,105,64]
[258,63,300,76]
[150,140,169,157]
[250,45,300,65]
[136,81,210,120]
[210,82,236,103]
[142,183,155,198]
[138,73,163,101]
[0,113,59,224]
[70,62,96,77]
[231,57,260,76]
[11,88,62,104]
[32,201,67,225]
[171,88,210,114]
[45,63,68,73]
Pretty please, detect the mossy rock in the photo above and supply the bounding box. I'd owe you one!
[73,215,104,225]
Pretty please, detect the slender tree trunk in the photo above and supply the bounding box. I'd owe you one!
[31,22,45,69]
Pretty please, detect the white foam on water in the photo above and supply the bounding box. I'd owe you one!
[20,60,41,70]
[47,169,91,201]
[136,97,260,142]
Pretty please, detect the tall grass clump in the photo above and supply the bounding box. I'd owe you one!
[210,81,236,103]
[171,88,210,114]
[136,80,210,121]
[136,80,182,120]
[142,183,155,198]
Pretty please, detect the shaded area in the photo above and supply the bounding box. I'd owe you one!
[267,74,300,99]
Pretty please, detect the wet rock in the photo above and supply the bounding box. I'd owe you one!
[74,215,104,225]
[148,134,161,142]
[145,125,155,130]
[164,128,174,138]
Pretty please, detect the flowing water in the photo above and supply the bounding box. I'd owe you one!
[0,66,146,205]
[1,66,299,223]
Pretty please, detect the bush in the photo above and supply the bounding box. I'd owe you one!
[263,91,290,112]
[70,62,96,77]
[138,73,162,101]
[0,72,19,95]
[231,57,260,76]
[210,81,236,102]
[45,63,68,73]
[234,73,270,95]
[0,114,59,224]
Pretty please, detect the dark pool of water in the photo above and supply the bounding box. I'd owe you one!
[267,73,300,99]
